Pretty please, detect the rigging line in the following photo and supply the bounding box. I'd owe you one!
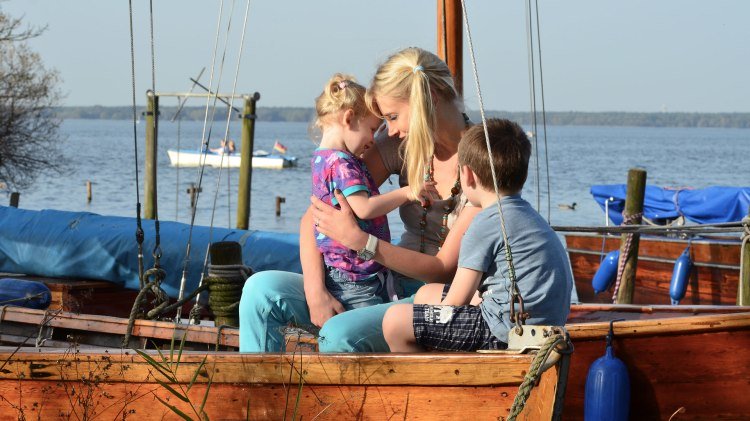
[460,0,521,308]
[175,108,181,221]
[148,0,162,262]
[192,0,251,316]
[534,0,552,223]
[171,67,206,122]
[524,0,541,214]
[175,0,226,323]
[127,0,145,289]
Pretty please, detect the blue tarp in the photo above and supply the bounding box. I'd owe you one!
[591,185,750,225]
[0,206,301,298]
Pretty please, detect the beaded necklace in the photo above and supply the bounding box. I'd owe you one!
[419,156,461,253]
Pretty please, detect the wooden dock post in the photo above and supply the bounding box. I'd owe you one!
[275,196,285,216]
[9,192,19,208]
[437,0,463,97]
[144,90,159,220]
[187,183,202,209]
[236,92,260,230]
[615,168,647,304]
[208,241,244,327]
[86,181,92,203]
[738,207,750,306]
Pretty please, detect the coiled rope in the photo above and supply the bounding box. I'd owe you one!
[611,212,643,302]
[507,331,573,420]
[205,263,252,327]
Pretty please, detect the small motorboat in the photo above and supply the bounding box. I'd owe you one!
[166,149,297,169]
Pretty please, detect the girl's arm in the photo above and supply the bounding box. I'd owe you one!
[299,207,345,327]
[311,190,481,284]
[345,187,412,220]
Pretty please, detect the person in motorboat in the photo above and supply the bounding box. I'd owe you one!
[383,119,573,352]
[240,47,480,352]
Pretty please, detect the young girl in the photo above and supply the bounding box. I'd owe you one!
[311,73,415,310]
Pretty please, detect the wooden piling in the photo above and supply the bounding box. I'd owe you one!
[186,183,202,209]
[738,208,750,306]
[208,241,244,327]
[615,168,647,304]
[86,181,92,203]
[144,91,159,220]
[275,196,286,216]
[9,192,19,208]
[437,0,463,97]
[236,93,260,230]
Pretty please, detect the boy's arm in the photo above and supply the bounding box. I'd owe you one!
[345,187,412,220]
[440,267,483,306]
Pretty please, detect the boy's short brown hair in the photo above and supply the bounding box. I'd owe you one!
[458,118,531,194]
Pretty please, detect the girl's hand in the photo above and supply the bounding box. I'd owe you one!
[310,190,369,251]
[409,180,439,207]
[306,287,345,327]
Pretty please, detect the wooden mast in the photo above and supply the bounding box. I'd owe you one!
[437,0,463,97]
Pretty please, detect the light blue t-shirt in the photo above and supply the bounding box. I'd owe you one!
[458,195,573,343]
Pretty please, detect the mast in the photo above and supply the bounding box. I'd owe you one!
[437,0,463,97]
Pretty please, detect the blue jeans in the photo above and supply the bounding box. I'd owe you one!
[238,270,423,352]
[325,267,390,310]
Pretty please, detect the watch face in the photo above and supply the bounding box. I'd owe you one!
[358,249,375,261]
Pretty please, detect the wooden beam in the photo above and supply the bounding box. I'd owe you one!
[437,0,463,97]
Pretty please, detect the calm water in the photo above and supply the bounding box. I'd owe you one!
[10,119,749,237]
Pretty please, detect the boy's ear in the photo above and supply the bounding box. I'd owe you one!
[460,165,476,188]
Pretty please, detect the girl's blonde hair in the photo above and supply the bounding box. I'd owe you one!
[314,73,368,130]
[365,47,460,199]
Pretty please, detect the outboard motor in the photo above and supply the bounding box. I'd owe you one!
[592,250,620,295]
[0,278,52,309]
[584,319,630,421]
[669,246,693,305]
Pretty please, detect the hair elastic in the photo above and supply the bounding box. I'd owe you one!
[412,65,424,74]
[338,80,349,90]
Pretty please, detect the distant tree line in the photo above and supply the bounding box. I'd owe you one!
[53,106,750,129]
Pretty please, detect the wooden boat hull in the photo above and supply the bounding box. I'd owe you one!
[0,345,564,420]
[166,149,296,169]
[566,233,741,305]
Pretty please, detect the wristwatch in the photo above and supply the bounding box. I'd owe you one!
[356,234,378,261]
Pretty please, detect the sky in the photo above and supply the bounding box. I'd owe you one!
[4,0,749,112]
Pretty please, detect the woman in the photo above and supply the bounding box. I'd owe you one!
[239,47,480,352]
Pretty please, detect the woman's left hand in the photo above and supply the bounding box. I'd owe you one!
[310,190,369,251]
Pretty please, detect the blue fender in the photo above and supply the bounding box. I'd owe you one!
[592,250,620,295]
[0,278,52,309]
[584,320,630,421]
[669,247,693,305]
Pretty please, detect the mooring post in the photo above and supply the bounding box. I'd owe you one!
[436,0,463,97]
[208,241,244,327]
[738,206,750,305]
[187,183,202,209]
[615,168,647,304]
[236,92,260,230]
[86,180,92,203]
[275,196,286,216]
[144,90,159,220]
[9,192,19,208]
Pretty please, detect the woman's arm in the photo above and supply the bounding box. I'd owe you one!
[345,187,412,220]
[311,190,481,284]
[299,207,345,327]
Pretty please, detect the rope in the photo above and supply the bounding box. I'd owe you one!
[524,0,540,213]
[611,212,643,302]
[204,263,252,326]
[0,292,47,307]
[122,267,167,347]
[532,0,552,223]
[460,0,525,332]
[507,332,571,420]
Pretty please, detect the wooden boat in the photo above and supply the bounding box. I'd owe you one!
[0,307,569,420]
[2,304,749,419]
[166,148,297,169]
[566,233,742,305]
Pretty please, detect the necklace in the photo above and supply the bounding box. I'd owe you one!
[419,156,461,253]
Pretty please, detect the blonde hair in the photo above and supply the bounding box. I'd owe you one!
[365,47,460,199]
[314,73,369,130]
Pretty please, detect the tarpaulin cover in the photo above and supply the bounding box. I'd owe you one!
[0,206,301,297]
[590,185,750,225]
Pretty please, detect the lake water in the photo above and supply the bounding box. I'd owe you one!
[9,119,749,238]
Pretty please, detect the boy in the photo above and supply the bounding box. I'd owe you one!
[383,118,573,351]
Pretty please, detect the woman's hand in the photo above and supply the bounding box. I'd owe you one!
[310,190,369,251]
[305,286,345,327]
[408,180,439,206]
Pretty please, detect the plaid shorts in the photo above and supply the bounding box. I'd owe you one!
[413,285,507,351]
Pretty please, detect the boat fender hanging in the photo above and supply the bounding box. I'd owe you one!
[592,250,620,295]
[669,246,693,305]
[0,278,52,310]
[584,319,630,421]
